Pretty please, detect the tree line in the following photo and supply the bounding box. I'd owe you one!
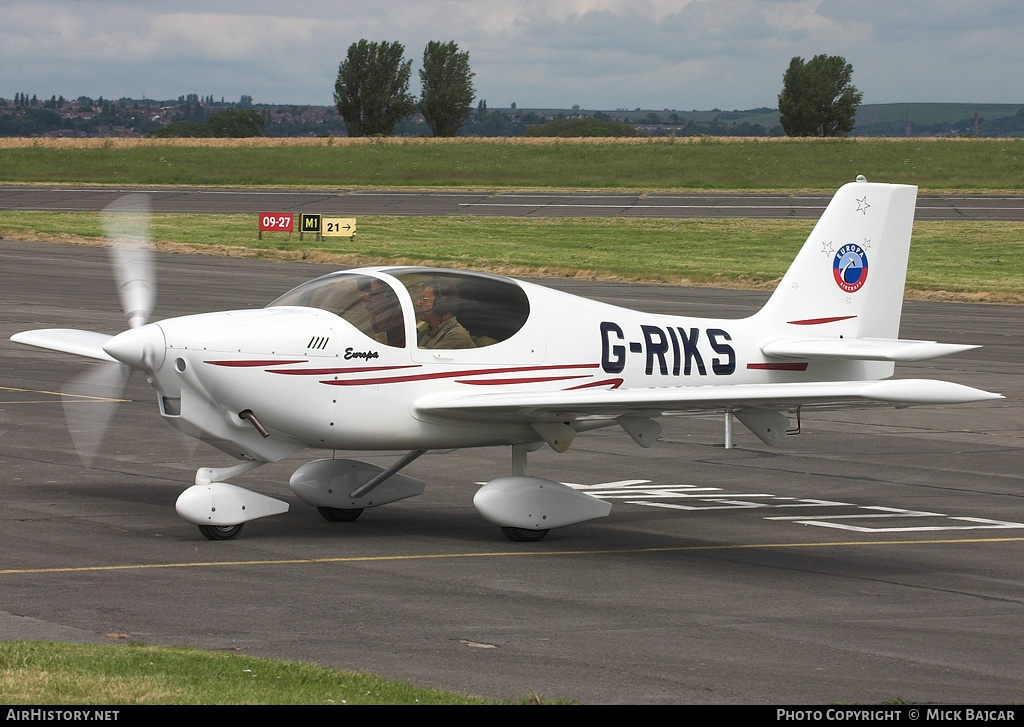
[337,46,862,138]
[15,51,1019,139]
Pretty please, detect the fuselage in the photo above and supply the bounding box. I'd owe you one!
[116,266,882,462]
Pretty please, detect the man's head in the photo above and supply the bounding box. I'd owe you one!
[361,278,392,314]
[417,279,453,316]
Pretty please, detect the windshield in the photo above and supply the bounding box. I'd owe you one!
[391,270,530,348]
[269,269,532,350]
[267,272,406,347]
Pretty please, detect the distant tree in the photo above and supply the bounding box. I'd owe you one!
[524,118,644,138]
[148,109,265,138]
[334,40,417,136]
[461,109,528,137]
[206,108,265,137]
[147,120,205,138]
[419,41,475,137]
[778,55,863,137]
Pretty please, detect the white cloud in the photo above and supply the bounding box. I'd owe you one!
[1,0,1022,108]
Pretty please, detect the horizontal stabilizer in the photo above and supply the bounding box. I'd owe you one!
[761,337,980,362]
[11,329,117,362]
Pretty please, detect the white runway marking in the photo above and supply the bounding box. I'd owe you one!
[568,481,1024,533]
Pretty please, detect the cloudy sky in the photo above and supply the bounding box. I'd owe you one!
[2,0,1022,110]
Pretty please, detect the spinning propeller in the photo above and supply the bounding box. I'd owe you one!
[62,194,159,466]
[106,193,156,330]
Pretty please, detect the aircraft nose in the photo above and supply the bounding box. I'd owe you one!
[103,323,166,371]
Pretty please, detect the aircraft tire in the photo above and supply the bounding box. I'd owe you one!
[317,507,364,522]
[501,526,549,542]
[198,524,244,540]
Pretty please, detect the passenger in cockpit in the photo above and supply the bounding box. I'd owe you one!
[359,277,405,347]
[415,279,475,349]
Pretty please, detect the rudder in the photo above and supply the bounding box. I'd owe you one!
[755,179,918,340]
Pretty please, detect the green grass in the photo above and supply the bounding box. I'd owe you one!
[2,211,1021,302]
[0,641,555,704]
[2,137,1023,190]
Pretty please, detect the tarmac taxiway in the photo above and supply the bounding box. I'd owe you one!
[1,240,1021,703]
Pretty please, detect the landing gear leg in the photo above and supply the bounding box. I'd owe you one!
[512,442,528,476]
[497,444,549,542]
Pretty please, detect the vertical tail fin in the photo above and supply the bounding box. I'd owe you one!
[756,180,918,340]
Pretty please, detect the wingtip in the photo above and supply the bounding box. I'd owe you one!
[864,379,1002,405]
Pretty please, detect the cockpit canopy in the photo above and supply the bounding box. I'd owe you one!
[267,268,530,349]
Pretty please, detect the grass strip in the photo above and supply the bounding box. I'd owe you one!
[1,137,1023,191]
[2,211,1021,303]
[0,640,555,705]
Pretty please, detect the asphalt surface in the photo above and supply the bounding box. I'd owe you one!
[1,240,1022,704]
[3,184,1024,219]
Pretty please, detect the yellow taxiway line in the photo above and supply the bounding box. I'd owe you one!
[2,536,1022,576]
[0,385,128,403]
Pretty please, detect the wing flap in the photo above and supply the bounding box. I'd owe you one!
[11,329,118,362]
[761,337,979,362]
[414,379,1001,422]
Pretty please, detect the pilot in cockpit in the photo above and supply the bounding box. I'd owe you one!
[415,279,475,349]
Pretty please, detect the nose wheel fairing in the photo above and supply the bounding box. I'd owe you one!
[176,481,290,529]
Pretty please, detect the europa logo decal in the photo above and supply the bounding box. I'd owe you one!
[833,244,869,293]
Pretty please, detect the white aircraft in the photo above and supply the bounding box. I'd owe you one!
[11,179,1001,541]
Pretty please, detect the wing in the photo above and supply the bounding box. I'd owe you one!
[416,378,1001,420]
[414,379,1001,450]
